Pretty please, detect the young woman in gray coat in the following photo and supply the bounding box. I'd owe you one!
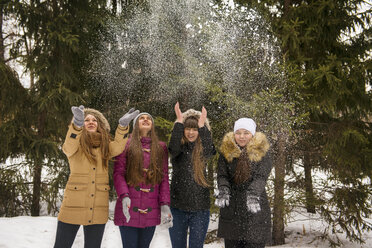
[215,118,272,248]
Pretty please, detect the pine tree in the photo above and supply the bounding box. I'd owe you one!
[0,0,109,216]
[235,0,372,245]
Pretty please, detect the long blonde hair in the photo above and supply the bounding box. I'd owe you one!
[80,124,111,169]
[183,116,210,187]
[125,120,164,186]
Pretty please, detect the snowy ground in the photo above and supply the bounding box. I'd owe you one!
[0,208,371,248]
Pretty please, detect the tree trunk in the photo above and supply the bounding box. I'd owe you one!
[31,162,42,216]
[0,4,4,61]
[31,111,46,216]
[304,151,315,213]
[272,133,286,245]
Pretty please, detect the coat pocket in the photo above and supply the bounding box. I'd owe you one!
[63,184,88,207]
[95,184,110,207]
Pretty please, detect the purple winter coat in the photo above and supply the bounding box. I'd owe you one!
[113,137,170,228]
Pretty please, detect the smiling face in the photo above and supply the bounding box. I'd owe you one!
[184,127,199,142]
[137,114,153,136]
[84,114,98,132]
[234,128,253,147]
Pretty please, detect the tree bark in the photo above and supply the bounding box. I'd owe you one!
[31,111,46,216]
[0,3,4,61]
[304,151,315,213]
[31,162,42,216]
[272,133,286,245]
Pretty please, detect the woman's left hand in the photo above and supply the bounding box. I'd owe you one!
[198,106,207,128]
[161,205,173,228]
[119,108,140,127]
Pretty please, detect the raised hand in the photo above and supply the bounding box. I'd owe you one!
[119,108,140,127]
[198,106,207,128]
[122,197,131,223]
[174,102,183,123]
[71,105,85,128]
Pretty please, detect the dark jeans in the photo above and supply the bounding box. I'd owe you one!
[169,207,210,248]
[53,221,105,248]
[225,239,265,248]
[119,225,156,248]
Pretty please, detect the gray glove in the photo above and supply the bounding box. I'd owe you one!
[214,186,230,208]
[71,105,84,128]
[122,197,131,223]
[119,108,140,127]
[246,195,261,213]
[161,205,173,228]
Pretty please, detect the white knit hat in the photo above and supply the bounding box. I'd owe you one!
[133,112,154,129]
[234,118,256,136]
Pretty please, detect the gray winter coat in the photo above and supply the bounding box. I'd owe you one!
[217,132,272,244]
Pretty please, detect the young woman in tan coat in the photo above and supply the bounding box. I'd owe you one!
[53,105,139,248]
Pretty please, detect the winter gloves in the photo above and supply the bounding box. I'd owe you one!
[119,108,140,127]
[122,197,131,223]
[161,205,173,228]
[71,105,139,128]
[246,195,261,213]
[214,186,230,208]
[71,105,85,128]
[215,186,261,214]
[122,197,173,227]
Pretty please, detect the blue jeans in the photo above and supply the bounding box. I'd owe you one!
[119,225,156,248]
[169,207,210,248]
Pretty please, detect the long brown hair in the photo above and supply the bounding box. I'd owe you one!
[182,116,210,187]
[125,120,164,186]
[80,124,111,169]
[234,148,251,184]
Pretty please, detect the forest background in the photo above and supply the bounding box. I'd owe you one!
[0,0,371,247]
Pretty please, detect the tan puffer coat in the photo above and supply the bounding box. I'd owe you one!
[58,109,129,225]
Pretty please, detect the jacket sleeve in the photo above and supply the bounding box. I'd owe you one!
[217,153,231,191]
[246,152,273,197]
[62,124,82,157]
[159,143,170,205]
[109,125,129,158]
[198,126,216,159]
[113,143,130,199]
[168,122,184,158]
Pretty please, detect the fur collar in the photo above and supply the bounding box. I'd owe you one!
[219,132,270,163]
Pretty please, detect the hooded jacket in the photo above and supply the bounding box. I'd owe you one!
[217,131,272,243]
[168,109,216,211]
[58,108,129,225]
[113,137,170,228]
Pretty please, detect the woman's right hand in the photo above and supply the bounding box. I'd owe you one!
[122,197,131,223]
[71,105,84,128]
[175,102,183,123]
[214,186,230,208]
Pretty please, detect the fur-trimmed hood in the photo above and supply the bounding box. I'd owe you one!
[178,109,211,130]
[84,108,110,132]
[219,132,270,163]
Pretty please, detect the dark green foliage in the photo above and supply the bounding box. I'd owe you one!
[0,0,109,216]
[235,0,372,246]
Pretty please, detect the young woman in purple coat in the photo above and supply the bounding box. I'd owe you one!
[113,112,172,248]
